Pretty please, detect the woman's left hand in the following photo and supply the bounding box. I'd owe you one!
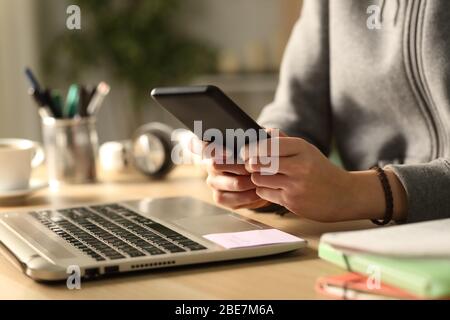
[240,133,407,222]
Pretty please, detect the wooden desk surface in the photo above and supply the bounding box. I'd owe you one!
[0,165,374,299]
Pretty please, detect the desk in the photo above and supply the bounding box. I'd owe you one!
[0,165,374,299]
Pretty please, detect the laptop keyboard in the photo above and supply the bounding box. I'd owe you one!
[31,204,207,261]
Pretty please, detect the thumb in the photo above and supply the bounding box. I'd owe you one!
[187,135,207,156]
[265,127,288,138]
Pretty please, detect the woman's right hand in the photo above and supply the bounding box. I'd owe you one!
[188,137,270,210]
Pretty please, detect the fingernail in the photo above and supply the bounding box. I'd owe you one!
[249,157,258,165]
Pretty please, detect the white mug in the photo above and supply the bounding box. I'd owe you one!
[0,139,44,191]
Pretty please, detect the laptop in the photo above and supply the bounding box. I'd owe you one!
[0,197,306,281]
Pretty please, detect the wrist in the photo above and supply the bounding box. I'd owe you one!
[347,171,385,221]
[346,170,408,222]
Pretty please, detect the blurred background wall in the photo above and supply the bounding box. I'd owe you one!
[0,0,302,143]
[0,0,41,140]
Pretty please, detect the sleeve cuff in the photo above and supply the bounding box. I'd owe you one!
[385,158,450,223]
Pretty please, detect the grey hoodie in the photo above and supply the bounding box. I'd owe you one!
[258,0,450,223]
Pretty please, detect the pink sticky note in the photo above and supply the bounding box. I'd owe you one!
[203,229,304,249]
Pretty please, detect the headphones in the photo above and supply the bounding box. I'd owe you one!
[99,122,175,179]
[131,122,175,178]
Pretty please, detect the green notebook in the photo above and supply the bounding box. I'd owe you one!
[319,243,450,298]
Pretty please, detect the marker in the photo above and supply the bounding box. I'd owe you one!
[27,87,46,107]
[28,88,52,118]
[87,82,110,116]
[44,89,63,118]
[24,67,42,92]
[25,67,48,111]
[78,85,90,117]
[28,87,62,118]
[88,86,96,102]
[51,91,63,116]
[65,84,80,118]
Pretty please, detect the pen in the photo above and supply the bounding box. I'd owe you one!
[27,87,46,107]
[87,82,110,117]
[24,67,42,92]
[28,86,62,118]
[51,91,63,116]
[43,89,63,118]
[24,68,63,118]
[28,88,53,118]
[78,85,90,117]
[88,86,97,103]
[25,67,47,110]
[65,84,80,118]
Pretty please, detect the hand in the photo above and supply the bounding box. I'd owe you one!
[188,137,270,210]
[241,136,408,222]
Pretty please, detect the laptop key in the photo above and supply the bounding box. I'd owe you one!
[148,250,165,255]
[129,251,146,258]
[189,245,207,251]
[163,245,186,253]
[109,255,125,260]
[145,223,179,237]
[178,241,207,251]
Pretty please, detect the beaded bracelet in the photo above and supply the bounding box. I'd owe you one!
[371,166,394,225]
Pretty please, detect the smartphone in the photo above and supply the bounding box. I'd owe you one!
[150,85,268,154]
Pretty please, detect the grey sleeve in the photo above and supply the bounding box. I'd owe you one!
[386,158,450,223]
[257,0,332,155]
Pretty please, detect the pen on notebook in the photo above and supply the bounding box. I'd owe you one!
[87,82,110,116]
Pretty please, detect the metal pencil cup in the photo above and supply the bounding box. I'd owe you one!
[42,117,98,185]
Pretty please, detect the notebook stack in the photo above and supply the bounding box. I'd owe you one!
[316,218,450,300]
